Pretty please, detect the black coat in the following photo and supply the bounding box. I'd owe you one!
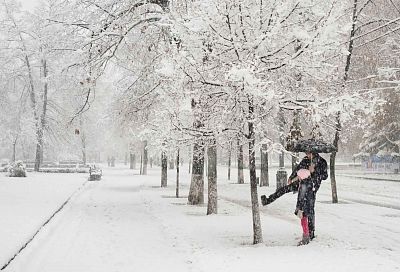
[289,154,328,193]
[261,154,328,212]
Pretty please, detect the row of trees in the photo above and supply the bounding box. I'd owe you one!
[0,0,399,244]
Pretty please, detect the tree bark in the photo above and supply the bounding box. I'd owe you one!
[140,154,143,175]
[188,146,191,174]
[130,154,134,169]
[207,138,218,215]
[130,153,136,169]
[34,126,44,171]
[330,113,340,203]
[260,145,269,187]
[237,138,244,184]
[248,96,263,244]
[34,55,48,171]
[228,142,232,180]
[176,149,180,197]
[79,117,87,165]
[28,56,39,171]
[161,151,168,187]
[12,138,17,162]
[205,150,208,177]
[143,140,148,175]
[188,142,205,205]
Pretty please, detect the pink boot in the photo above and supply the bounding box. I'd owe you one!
[298,216,310,246]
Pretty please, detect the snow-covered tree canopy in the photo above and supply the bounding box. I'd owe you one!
[0,0,399,164]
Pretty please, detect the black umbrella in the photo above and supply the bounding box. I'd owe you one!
[288,139,337,153]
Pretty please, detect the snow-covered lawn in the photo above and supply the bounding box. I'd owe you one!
[1,165,399,272]
[0,172,87,267]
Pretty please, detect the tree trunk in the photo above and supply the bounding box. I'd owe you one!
[330,112,340,203]
[248,96,263,244]
[81,135,87,165]
[24,51,40,171]
[237,138,244,184]
[207,138,218,215]
[111,156,115,167]
[39,55,49,168]
[260,145,269,187]
[130,153,136,169]
[12,138,18,162]
[143,140,148,175]
[34,133,43,171]
[205,151,208,177]
[330,152,339,203]
[228,142,232,180]
[188,142,205,205]
[21,142,28,161]
[140,154,143,175]
[32,75,43,171]
[34,53,49,171]
[176,149,180,198]
[189,147,191,174]
[79,117,87,165]
[328,0,358,202]
[161,151,168,187]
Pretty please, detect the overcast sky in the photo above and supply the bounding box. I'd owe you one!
[19,0,40,11]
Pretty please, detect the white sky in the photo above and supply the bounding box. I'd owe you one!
[19,0,40,11]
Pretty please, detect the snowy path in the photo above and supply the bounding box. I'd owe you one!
[4,169,194,272]
[1,165,400,272]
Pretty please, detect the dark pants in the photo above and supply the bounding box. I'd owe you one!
[308,195,316,234]
[296,182,313,216]
[267,181,299,202]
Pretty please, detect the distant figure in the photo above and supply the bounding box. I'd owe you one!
[107,156,111,167]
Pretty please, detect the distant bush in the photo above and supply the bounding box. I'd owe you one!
[8,161,27,177]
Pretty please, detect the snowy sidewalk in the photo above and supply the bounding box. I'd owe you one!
[337,173,400,182]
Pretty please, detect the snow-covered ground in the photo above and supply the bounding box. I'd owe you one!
[1,165,399,272]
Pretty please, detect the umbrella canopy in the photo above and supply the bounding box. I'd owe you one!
[288,139,337,153]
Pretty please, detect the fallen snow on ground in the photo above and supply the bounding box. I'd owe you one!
[1,165,399,272]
